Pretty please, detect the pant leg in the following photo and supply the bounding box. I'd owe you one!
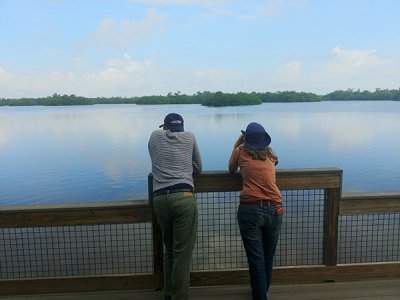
[262,205,283,296]
[152,194,174,298]
[237,204,266,300]
[169,192,198,300]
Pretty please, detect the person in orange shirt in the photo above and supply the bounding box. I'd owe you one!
[229,122,283,300]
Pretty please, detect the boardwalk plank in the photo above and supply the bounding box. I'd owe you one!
[0,279,399,300]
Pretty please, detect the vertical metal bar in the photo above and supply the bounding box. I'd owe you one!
[323,171,342,266]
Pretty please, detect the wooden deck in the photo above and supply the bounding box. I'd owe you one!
[1,279,399,300]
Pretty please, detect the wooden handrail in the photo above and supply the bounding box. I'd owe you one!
[194,168,342,192]
[340,192,400,215]
[0,200,151,227]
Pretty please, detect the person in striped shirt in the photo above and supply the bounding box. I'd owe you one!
[148,113,202,300]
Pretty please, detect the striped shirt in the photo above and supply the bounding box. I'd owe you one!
[148,129,202,192]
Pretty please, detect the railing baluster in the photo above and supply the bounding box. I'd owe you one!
[323,172,342,266]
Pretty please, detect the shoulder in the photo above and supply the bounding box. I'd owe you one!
[150,129,164,138]
[182,131,195,138]
[179,131,197,142]
[148,129,164,144]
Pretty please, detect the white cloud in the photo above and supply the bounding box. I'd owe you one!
[263,0,282,16]
[130,0,229,6]
[129,0,307,20]
[1,48,400,98]
[84,10,165,49]
[263,0,308,17]
[261,47,400,93]
[325,47,382,76]
[0,56,241,97]
[314,47,400,91]
[276,61,301,82]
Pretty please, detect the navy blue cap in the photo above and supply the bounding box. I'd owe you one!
[159,113,184,132]
[242,122,271,150]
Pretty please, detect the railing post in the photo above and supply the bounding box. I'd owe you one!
[148,174,163,289]
[323,171,342,266]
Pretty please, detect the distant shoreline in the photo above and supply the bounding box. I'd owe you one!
[1,89,400,107]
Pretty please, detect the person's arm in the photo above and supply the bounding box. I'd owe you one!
[228,135,243,174]
[148,132,155,160]
[267,146,279,166]
[192,136,202,174]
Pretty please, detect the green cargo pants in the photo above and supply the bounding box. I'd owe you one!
[153,192,198,300]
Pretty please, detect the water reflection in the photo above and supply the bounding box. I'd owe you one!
[0,128,7,148]
[0,102,400,204]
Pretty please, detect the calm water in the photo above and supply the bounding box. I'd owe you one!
[1,102,400,205]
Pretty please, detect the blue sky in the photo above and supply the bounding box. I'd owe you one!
[1,0,400,97]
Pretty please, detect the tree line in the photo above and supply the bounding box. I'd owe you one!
[1,89,400,107]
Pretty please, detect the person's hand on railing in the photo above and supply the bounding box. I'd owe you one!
[267,146,279,166]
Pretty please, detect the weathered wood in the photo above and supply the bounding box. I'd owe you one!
[5,168,400,297]
[190,263,400,286]
[0,274,159,296]
[323,188,341,266]
[2,279,400,300]
[194,172,242,192]
[148,175,163,290]
[194,169,343,192]
[0,201,152,228]
[4,264,398,296]
[340,192,400,215]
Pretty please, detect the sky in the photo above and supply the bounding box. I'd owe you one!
[1,0,400,98]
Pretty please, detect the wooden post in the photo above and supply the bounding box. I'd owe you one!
[148,174,163,289]
[323,171,342,266]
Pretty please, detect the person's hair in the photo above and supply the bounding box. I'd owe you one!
[242,145,268,161]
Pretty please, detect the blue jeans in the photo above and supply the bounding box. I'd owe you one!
[237,203,283,300]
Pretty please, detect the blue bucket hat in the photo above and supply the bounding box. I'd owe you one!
[242,122,271,150]
[159,113,184,132]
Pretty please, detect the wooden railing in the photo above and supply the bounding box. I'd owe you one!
[0,168,399,296]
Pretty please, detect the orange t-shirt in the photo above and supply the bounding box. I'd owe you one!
[230,146,281,204]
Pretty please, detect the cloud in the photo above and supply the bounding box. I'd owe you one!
[130,0,229,6]
[130,0,246,19]
[263,0,308,17]
[1,47,400,98]
[0,56,239,97]
[83,10,165,49]
[315,47,400,91]
[263,47,400,93]
[263,0,282,16]
[276,61,301,82]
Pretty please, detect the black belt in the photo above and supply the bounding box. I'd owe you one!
[153,188,193,197]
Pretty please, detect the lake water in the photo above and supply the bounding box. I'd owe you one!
[1,102,400,205]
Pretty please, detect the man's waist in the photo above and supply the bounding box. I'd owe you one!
[153,183,193,197]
